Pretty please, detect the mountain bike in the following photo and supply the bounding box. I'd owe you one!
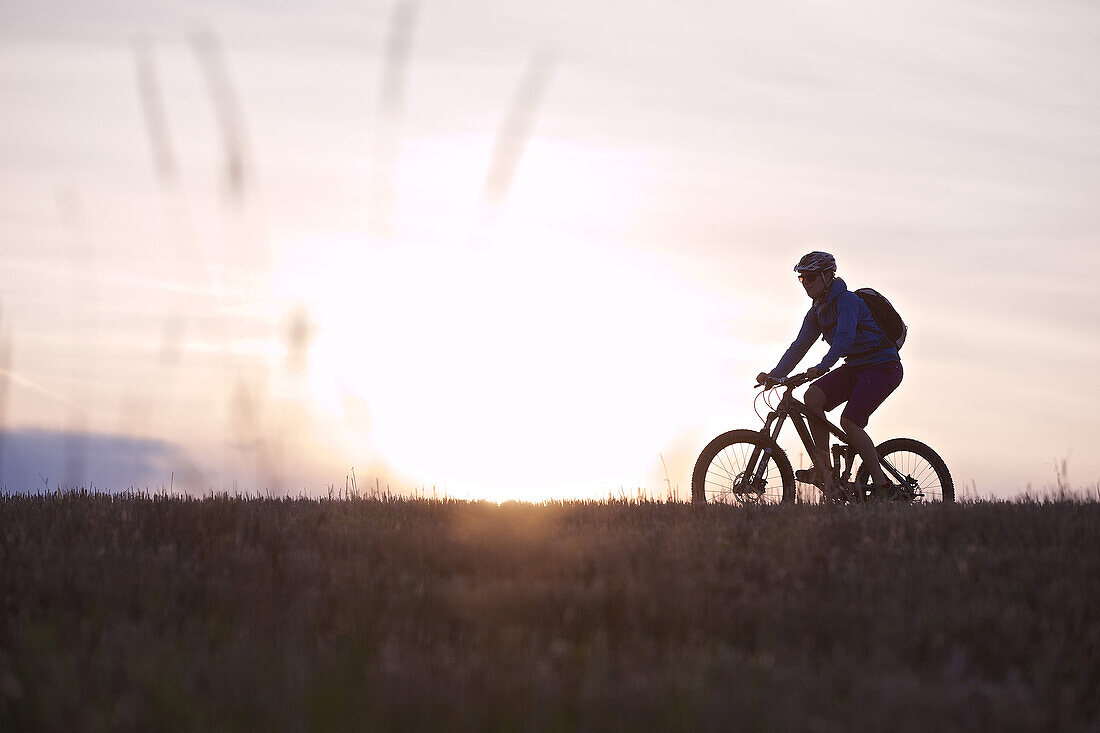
[691,370,954,504]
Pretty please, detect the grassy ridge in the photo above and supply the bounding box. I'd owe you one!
[1,493,1098,731]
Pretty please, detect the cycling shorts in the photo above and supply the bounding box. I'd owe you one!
[812,360,903,429]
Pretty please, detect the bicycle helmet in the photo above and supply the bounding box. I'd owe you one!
[793,251,836,274]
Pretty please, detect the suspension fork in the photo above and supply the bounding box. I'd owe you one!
[743,411,787,486]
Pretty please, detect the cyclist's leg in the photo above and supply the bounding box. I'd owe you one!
[839,361,904,486]
[803,387,832,473]
[806,367,857,483]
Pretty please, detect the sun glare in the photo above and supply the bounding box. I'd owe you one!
[272,135,730,499]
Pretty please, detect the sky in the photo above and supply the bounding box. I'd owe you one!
[1,0,1098,499]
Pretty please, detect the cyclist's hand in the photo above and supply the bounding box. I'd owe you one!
[805,366,824,379]
[756,372,779,388]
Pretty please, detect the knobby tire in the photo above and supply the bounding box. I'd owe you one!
[856,437,955,503]
[691,429,795,505]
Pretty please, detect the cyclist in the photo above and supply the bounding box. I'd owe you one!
[755,251,903,499]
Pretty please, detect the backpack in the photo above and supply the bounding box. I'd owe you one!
[854,287,907,350]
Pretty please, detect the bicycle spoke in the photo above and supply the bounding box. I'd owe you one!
[719,446,739,477]
[711,453,735,482]
[911,458,934,484]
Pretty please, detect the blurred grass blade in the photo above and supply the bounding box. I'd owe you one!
[190,27,251,205]
[133,37,178,185]
[368,1,419,239]
[484,51,556,206]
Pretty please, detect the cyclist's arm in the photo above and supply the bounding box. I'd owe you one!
[815,292,858,371]
[768,309,821,378]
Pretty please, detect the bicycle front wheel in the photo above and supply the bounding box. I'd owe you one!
[856,437,954,503]
[691,429,795,505]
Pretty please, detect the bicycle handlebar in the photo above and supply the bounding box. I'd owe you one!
[755,369,829,390]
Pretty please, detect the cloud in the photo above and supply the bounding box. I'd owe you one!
[0,427,203,492]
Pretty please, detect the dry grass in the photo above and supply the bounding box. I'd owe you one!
[1,492,1098,731]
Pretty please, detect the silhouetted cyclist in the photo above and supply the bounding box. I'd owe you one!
[755,252,903,499]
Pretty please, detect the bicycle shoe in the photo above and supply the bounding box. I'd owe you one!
[794,468,823,486]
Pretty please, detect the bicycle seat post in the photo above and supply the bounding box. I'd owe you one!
[831,444,844,471]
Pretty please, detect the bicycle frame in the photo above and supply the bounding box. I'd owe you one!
[742,378,911,494]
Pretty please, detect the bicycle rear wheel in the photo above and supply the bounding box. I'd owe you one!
[856,437,954,503]
[691,429,795,505]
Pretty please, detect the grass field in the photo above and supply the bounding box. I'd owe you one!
[2,492,1098,731]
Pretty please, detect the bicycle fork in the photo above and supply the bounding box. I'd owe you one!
[737,412,789,493]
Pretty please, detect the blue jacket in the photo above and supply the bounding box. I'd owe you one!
[769,277,900,378]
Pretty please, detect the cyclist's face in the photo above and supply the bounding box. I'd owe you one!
[799,271,828,298]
